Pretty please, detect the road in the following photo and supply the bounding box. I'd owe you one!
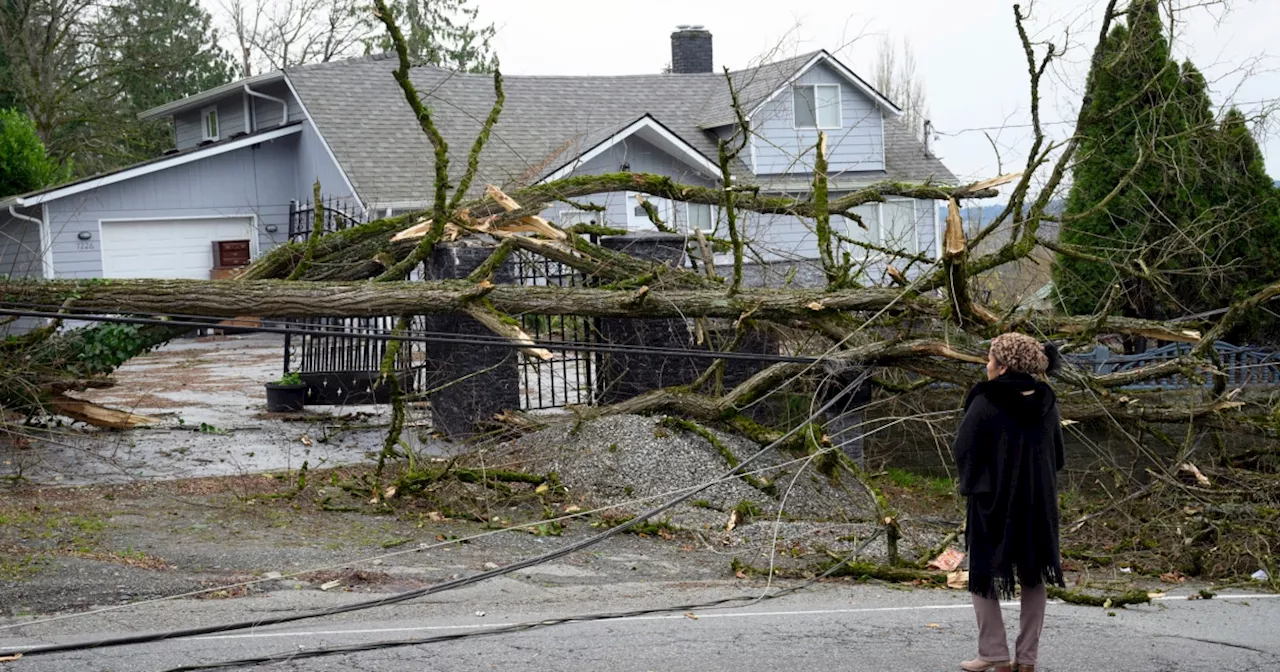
[2,579,1277,671]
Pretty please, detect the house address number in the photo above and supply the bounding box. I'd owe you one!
[76,241,96,250]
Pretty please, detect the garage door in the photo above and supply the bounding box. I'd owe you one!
[100,218,255,279]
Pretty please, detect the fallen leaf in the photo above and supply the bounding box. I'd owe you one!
[735,569,748,579]
[320,579,342,591]
[564,505,582,513]
[535,483,550,494]
[684,612,699,620]
[300,434,312,447]
[927,547,966,572]
[946,570,969,590]
[1160,571,1187,584]
[925,623,942,629]
[1103,598,1113,609]
[426,511,445,521]
[725,509,740,533]
[383,485,398,499]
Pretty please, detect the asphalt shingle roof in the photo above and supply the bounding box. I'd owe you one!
[285,51,958,205]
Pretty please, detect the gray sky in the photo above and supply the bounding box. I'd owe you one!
[468,0,1280,184]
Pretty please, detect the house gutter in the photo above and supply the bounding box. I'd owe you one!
[8,203,54,279]
[243,85,288,127]
[7,203,36,222]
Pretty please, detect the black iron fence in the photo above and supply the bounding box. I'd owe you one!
[288,197,368,242]
[282,316,428,405]
[511,235,599,410]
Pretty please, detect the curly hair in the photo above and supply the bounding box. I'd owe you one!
[990,332,1060,376]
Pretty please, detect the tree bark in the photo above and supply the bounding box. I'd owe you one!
[0,278,926,320]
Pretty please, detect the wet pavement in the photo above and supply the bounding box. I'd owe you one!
[2,333,447,486]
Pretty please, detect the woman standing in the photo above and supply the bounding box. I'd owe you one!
[953,332,1066,672]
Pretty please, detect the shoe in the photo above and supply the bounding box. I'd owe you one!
[960,659,1012,672]
[1012,665,1034,672]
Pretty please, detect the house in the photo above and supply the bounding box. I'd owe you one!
[0,25,957,291]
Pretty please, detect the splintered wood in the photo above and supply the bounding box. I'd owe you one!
[390,185,567,243]
[51,396,158,429]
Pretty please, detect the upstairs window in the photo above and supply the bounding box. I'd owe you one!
[793,83,841,129]
[202,106,219,141]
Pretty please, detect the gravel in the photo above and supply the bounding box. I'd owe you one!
[496,414,880,534]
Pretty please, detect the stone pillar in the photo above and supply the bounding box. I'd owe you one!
[595,234,779,405]
[819,362,874,468]
[596,235,699,404]
[422,242,520,439]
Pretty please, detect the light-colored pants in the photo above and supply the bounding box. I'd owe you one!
[971,584,1047,665]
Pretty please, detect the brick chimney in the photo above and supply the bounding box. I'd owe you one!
[670,25,712,74]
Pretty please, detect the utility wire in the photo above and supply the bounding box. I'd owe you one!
[0,306,822,365]
[8,371,872,660]
[933,97,1280,136]
[0,442,863,635]
[162,528,887,671]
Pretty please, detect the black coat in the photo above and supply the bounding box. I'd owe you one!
[952,372,1066,600]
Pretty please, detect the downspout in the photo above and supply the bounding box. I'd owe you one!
[8,203,54,279]
[244,84,288,128]
[242,90,251,134]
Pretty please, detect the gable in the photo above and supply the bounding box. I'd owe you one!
[752,60,886,175]
[540,117,721,184]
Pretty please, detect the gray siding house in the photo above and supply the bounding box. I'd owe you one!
[0,26,956,295]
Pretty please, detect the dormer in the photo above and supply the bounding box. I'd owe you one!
[138,72,306,152]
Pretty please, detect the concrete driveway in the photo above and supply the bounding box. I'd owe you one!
[2,333,426,486]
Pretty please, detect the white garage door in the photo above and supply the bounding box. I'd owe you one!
[100,217,256,279]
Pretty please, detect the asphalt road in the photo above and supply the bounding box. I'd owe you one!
[2,580,1277,672]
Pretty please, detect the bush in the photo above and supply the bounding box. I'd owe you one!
[0,108,65,198]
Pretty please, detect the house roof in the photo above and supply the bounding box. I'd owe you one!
[0,123,303,208]
[286,50,957,207]
[137,71,286,121]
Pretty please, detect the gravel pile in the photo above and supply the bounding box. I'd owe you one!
[497,414,879,534]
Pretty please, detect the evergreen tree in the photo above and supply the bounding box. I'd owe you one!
[1053,0,1280,337]
[0,108,65,197]
[95,0,236,161]
[362,0,497,73]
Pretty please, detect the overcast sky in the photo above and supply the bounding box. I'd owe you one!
[465,0,1279,185]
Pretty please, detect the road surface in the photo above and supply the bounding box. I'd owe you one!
[2,578,1276,671]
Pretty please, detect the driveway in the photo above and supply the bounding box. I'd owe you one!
[2,333,425,486]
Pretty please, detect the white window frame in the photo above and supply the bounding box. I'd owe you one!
[842,202,880,258]
[792,83,842,130]
[686,202,716,235]
[626,192,673,231]
[557,208,602,228]
[202,105,220,142]
[878,197,920,253]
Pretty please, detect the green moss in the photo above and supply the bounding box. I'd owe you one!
[660,417,774,494]
[1046,586,1151,608]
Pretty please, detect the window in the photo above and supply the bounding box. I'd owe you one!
[880,199,918,252]
[626,192,672,231]
[793,84,841,129]
[687,202,715,235]
[558,209,600,227]
[202,106,219,141]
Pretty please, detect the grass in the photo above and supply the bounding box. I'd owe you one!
[882,468,955,498]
